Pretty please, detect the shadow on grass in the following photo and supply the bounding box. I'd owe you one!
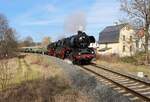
[18,55,26,59]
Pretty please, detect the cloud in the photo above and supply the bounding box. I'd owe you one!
[20,20,53,26]
[13,3,60,26]
[45,4,56,12]
[87,0,120,25]
[19,18,64,26]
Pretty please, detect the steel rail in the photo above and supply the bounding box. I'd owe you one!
[91,63,150,86]
[79,65,150,101]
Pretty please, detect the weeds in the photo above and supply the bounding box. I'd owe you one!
[0,60,15,90]
[0,76,90,102]
[30,55,44,65]
[96,54,120,63]
[0,54,91,102]
[96,52,150,65]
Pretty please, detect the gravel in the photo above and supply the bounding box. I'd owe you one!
[48,56,131,102]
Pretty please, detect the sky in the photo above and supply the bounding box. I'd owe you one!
[0,0,122,42]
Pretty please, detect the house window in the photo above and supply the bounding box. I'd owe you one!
[126,26,130,30]
[123,45,125,52]
[130,36,132,42]
[105,43,108,48]
[123,35,125,41]
[136,40,139,48]
[130,46,132,52]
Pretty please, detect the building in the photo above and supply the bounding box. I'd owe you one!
[136,28,150,51]
[98,24,136,57]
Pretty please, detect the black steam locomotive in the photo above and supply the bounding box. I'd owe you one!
[47,31,96,64]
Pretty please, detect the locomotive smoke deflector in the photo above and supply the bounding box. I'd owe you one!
[89,36,95,43]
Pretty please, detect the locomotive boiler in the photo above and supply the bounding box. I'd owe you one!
[47,31,96,64]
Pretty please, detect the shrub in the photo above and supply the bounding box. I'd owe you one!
[0,77,90,102]
[0,60,15,90]
[120,56,137,63]
[96,54,120,63]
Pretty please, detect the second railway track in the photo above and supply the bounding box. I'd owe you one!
[79,64,150,102]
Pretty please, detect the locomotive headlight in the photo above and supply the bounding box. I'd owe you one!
[78,52,81,55]
[79,37,82,40]
[91,51,94,54]
[79,36,85,40]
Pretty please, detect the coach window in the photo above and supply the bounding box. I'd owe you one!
[130,46,132,52]
[130,36,132,42]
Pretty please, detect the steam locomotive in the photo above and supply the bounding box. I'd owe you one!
[47,31,96,64]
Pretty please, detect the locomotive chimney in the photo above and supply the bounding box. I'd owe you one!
[77,31,83,35]
[77,26,84,35]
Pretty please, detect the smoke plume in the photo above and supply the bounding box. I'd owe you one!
[64,11,87,34]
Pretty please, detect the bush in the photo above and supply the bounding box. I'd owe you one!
[120,56,137,63]
[97,52,150,65]
[133,52,147,65]
[120,52,149,65]
[96,54,120,63]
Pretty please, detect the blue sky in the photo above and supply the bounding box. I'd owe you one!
[0,0,121,42]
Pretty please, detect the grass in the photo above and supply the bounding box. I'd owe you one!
[9,53,67,86]
[11,55,41,85]
[96,60,150,79]
[0,54,90,102]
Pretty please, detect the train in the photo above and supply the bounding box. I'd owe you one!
[47,31,96,64]
[20,47,48,54]
[20,31,96,64]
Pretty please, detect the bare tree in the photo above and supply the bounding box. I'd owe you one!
[21,36,34,47]
[120,0,150,63]
[42,37,51,48]
[0,14,18,59]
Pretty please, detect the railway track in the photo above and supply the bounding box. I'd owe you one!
[79,64,150,102]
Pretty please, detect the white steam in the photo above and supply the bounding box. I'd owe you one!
[64,11,87,34]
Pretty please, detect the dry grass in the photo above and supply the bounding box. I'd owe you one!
[96,54,120,63]
[96,60,150,78]
[0,77,91,102]
[26,54,67,79]
[0,54,91,102]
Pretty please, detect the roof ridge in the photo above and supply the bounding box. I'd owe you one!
[98,24,128,44]
[106,23,127,28]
